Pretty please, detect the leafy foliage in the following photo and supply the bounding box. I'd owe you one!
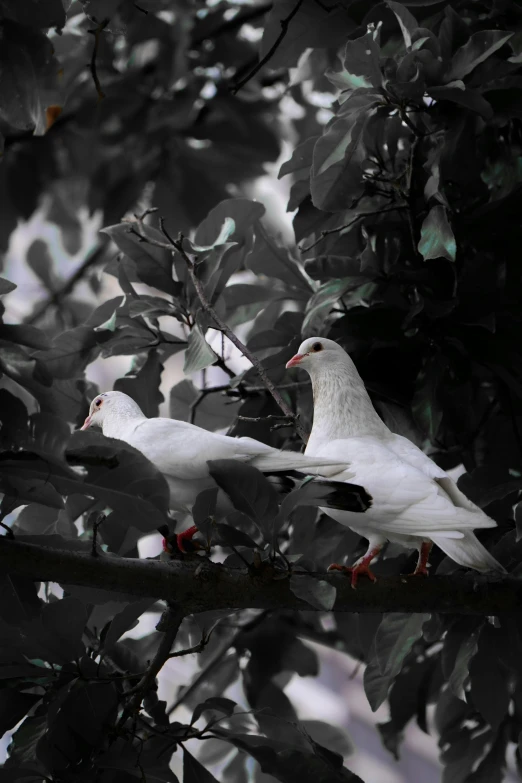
[0,0,521,781]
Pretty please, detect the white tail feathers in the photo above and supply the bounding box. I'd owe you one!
[250,450,353,478]
[431,531,506,574]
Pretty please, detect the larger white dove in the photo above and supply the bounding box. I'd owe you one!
[286,337,505,585]
[80,390,360,549]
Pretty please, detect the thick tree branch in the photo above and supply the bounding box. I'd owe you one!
[1,538,518,615]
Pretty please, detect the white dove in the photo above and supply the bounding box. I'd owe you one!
[80,390,359,550]
[286,337,505,586]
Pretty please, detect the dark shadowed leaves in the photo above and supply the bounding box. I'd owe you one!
[223,734,364,783]
[311,104,378,212]
[102,222,179,296]
[115,349,164,417]
[458,465,522,508]
[364,614,429,711]
[448,31,513,80]
[208,460,279,532]
[469,625,510,729]
[170,379,239,431]
[183,748,220,782]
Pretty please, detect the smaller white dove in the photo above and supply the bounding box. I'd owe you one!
[286,337,505,586]
[80,390,359,550]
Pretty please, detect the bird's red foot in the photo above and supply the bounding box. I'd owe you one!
[327,562,378,589]
[409,542,432,577]
[163,525,202,554]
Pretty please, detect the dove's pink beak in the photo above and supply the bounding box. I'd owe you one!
[80,415,92,431]
[286,353,304,369]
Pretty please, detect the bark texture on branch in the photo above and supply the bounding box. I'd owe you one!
[1,538,519,615]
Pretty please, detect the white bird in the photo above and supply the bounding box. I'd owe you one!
[286,337,505,585]
[80,390,360,549]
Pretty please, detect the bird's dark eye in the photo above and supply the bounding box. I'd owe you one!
[312,342,323,352]
[95,399,102,407]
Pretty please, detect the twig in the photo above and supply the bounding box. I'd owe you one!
[87,19,109,101]
[166,628,214,659]
[128,216,307,441]
[405,136,420,255]
[301,204,408,252]
[168,610,269,716]
[25,241,108,325]
[91,512,106,557]
[231,0,305,94]
[238,413,297,432]
[183,248,307,440]
[118,604,184,728]
[0,521,14,539]
[191,2,271,47]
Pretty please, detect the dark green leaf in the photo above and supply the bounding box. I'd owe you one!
[102,223,179,296]
[0,277,16,295]
[458,466,522,508]
[183,748,220,782]
[184,324,218,375]
[279,136,318,180]
[427,85,493,119]
[246,223,310,290]
[0,324,50,350]
[191,696,236,726]
[224,734,364,783]
[387,2,419,49]
[328,31,382,93]
[208,460,279,531]
[417,206,456,262]
[101,599,156,652]
[34,326,103,379]
[215,521,258,549]
[448,31,513,80]
[0,690,41,736]
[115,349,164,417]
[260,1,356,69]
[364,614,428,711]
[0,23,61,132]
[170,379,238,431]
[311,107,377,212]
[469,626,510,729]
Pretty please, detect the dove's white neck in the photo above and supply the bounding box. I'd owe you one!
[101,400,147,440]
[307,358,388,448]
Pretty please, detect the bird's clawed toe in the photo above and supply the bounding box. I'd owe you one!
[327,562,378,589]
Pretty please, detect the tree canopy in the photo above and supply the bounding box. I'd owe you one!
[1,0,522,781]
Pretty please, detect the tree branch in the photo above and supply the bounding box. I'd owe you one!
[87,19,110,101]
[301,204,408,252]
[118,603,184,728]
[231,0,305,94]
[1,538,517,615]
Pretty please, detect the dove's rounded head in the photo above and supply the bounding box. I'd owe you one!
[286,337,346,371]
[80,391,142,431]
